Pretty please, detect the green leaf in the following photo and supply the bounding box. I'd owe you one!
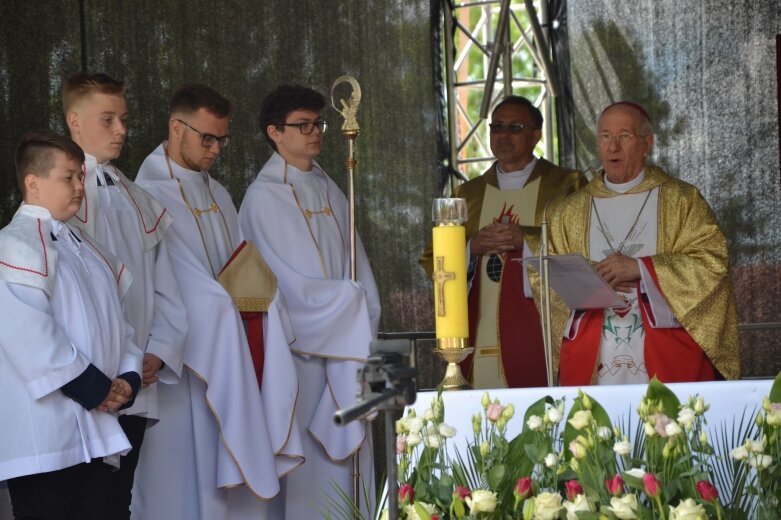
[645,377,682,417]
[488,463,507,490]
[413,502,432,520]
[769,371,781,403]
[454,499,465,517]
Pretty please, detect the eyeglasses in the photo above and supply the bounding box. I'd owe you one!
[489,122,530,134]
[281,120,328,135]
[597,132,646,146]
[175,119,231,149]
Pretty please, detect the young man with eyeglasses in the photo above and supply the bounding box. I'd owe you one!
[547,101,740,385]
[239,84,381,520]
[420,95,584,390]
[132,84,299,519]
[62,72,188,519]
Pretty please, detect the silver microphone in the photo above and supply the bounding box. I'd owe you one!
[583,158,602,181]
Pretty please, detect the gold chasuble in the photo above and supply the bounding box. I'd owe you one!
[547,166,740,383]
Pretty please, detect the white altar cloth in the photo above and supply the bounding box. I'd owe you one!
[409,379,773,462]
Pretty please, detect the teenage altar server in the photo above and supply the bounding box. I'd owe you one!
[132,84,302,520]
[63,72,188,518]
[240,84,381,519]
[0,131,143,519]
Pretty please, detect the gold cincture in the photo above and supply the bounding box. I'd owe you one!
[191,202,221,218]
[303,206,334,219]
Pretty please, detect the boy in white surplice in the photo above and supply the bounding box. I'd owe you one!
[0,131,143,519]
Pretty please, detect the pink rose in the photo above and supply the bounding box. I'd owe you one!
[605,474,624,496]
[696,480,719,502]
[396,435,406,454]
[514,477,533,500]
[487,403,505,422]
[398,483,414,505]
[643,473,661,498]
[653,414,672,437]
[565,480,583,501]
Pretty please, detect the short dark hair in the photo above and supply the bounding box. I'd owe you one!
[62,72,125,114]
[491,95,543,129]
[15,130,85,197]
[258,85,326,151]
[170,84,232,118]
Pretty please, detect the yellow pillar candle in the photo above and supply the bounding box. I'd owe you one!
[432,225,468,340]
[431,198,469,350]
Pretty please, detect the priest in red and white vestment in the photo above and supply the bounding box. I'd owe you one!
[420,96,583,388]
[547,101,740,385]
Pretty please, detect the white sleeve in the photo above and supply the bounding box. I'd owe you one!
[637,259,681,328]
[0,280,90,399]
[145,237,188,382]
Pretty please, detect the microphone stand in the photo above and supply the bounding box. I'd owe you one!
[537,164,596,387]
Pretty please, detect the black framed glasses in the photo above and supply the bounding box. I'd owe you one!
[489,122,528,134]
[175,119,231,149]
[281,120,328,135]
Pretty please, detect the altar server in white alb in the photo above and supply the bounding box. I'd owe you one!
[240,84,381,519]
[0,131,143,519]
[62,72,188,518]
[132,84,302,520]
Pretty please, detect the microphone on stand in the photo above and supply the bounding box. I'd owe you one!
[537,164,593,386]
[583,158,602,182]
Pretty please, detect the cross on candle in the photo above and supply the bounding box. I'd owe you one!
[433,256,455,317]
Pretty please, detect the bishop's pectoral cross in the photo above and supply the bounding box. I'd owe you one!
[433,256,455,317]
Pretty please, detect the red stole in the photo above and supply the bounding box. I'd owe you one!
[240,312,265,388]
[463,250,547,388]
[558,258,715,386]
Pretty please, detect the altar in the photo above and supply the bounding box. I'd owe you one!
[409,379,773,459]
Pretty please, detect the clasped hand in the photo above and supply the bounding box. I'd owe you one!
[471,222,524,256]
[98,378,132,413]
[595,252,640,293]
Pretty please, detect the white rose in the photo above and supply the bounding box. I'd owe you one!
[534,491,563,520]
[465,489,497,514]
[748,453,772,469]
[607,494,639,520]
[624,468,646,479]
[527,415,543,431]
[564,494,592,520]
[544,452,558,468]
[669,498,707,520]
[730,445,748,460]
[438,423,457,438]
[748,438,764,453]
[665,421,683,437]
[598,426,613,441]
[423,408,435,421]
[423,434,441,449]
[644,422,657,437]
[767,409,781,426]
[406,417,425,434]
[406,432,422,447]
[677,407,696,429]
[694,396,706,414]
[613,440,632,456]
[545,407,563,425]
[568,410,592,430]
[403,502,439,520]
